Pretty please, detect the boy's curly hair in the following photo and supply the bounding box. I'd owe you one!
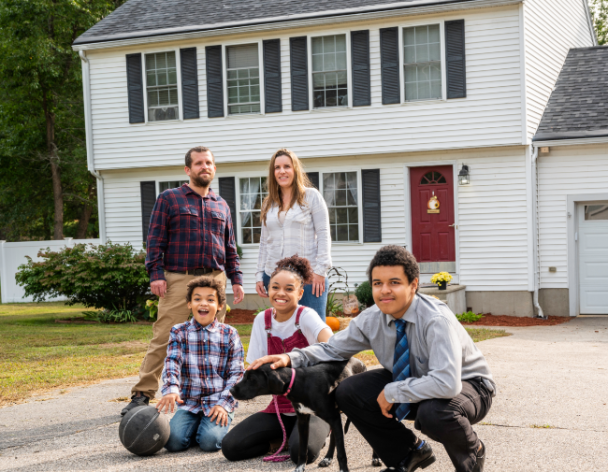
[185,276,226,306]
[270,255,314,286]
[366,245,420,291]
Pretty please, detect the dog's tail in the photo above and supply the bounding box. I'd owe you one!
[344,418,351,434]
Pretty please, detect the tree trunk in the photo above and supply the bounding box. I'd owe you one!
[75,184,95,239]
[43,90,64,240]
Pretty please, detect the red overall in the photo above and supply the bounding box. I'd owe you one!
[261,306,309,414]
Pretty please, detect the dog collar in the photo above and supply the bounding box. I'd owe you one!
[283,368,296,396]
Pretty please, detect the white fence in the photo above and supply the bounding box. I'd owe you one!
[0,239,101,303]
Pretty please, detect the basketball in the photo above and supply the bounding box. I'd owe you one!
[119,406,170,456]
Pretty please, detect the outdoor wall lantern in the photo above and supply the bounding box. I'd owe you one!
[458,164,470,186]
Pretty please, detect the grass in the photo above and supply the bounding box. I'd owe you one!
[0,302,508,407]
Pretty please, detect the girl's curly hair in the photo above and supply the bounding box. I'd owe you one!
[270,255,314,286]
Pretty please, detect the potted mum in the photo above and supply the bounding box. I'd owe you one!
[431,272,453,291]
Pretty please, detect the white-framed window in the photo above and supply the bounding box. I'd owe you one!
[312,34,348,108]
[226,44,261,115]
[403,24,442,101]
[239,176,268,244]
[145,51,179,121]
[158,180,187,193]
[322,171,360,242]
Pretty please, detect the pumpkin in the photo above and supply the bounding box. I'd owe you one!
[326,316,340,331]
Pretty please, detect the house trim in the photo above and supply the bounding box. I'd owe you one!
[532,136,608,148]
[566,192,608,317]
[72,0,522,51]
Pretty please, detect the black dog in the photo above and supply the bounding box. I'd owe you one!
[230,358,380,472]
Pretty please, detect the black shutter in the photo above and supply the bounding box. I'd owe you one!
[362,169,382,243]
[445,20,467,99]
[290,36,309,111]
[380,27,400,105]
[351,30,371,107]
[306,172,319,190]
[206,45,224,118]
[140,181,157,242]
[263,39,282,113]
[218,177,238,239]
[180,48,200,119]
[126,53,145,123]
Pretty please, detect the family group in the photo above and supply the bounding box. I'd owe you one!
[120,146,495,472]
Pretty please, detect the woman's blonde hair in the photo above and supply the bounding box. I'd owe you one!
[261,149,312,224]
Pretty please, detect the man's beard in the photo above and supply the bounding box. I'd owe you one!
[191,172,213,188]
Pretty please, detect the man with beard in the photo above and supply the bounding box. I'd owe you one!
[122,146,244,416]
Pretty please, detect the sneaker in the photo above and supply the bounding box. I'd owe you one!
[120,392,150,416]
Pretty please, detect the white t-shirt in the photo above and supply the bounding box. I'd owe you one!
[246,306,331,364]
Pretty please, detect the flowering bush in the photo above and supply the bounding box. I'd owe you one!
[430,272,453,284]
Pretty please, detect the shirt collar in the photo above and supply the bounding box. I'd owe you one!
[182,183,217,201]
[384,295,420,326]
[189,318,218,332]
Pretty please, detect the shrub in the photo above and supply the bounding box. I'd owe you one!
[355,281,374,308]
[16,242,150,312]
[455,311,483,323]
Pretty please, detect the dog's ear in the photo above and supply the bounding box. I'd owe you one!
[266,369,287,395]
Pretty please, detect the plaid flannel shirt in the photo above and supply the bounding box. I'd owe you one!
[145,184,243,286]
[161,319,245,414]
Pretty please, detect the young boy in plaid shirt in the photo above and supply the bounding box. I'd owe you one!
[156,276,244,452]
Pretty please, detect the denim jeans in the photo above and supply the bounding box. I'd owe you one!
[263,272,328,322]
[165,408,234,452]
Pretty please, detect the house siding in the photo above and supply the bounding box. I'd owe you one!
[537,143,608,288]
[523,0,594,141]
[87,5,524,171]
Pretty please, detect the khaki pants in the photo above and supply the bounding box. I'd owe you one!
[132,269,227,399]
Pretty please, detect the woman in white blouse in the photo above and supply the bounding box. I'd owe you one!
[255,149,332,321]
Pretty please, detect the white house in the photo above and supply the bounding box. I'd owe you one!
[72,0,598,316]
[532,46,608,317]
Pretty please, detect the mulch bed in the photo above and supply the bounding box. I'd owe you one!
[461,314,572,327]
[224,309,257,324]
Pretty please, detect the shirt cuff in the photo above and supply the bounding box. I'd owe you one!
[149,269,166,282]
[287,351,304,368]
[216,396,235,413]
[230,274,243,286]
[255,271,265,283]
[384,381,414,404]
[161,384,181,397]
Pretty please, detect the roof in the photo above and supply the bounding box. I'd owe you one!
[74,0,476,45]
[533,47,608,142]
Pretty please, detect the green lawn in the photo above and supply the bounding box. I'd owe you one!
[0,302,508,406]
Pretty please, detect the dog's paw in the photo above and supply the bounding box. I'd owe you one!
[294,465,306,472]
[318,458,332,468]
[372,458,382,467]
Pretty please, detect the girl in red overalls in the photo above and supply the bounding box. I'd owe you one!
[222,255,333,463]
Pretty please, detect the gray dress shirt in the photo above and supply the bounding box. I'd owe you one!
[288,294,497,404]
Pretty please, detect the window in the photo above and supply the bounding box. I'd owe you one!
[239,177,268,243]
[323,172,359,242]
[145,52,179,121]
[585,204,608,221]
[403,25,442,101]
[159,180,187,193]
[227,44,260,114]
[420,171,446,185]
[312,35,348,108]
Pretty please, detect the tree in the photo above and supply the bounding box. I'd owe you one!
[0,0,124,241]
[590,0,608,45]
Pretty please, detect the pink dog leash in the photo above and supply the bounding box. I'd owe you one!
[263,368,296,462]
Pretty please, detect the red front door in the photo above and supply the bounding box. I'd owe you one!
[410,166,455,265]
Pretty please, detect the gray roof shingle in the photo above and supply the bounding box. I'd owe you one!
[74,0,473,45]
[533,47,608,142]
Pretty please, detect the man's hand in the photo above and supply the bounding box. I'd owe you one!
[312,274,325,297]
[255,281,268,298]
[151,280,167,298]
[232,284,244,304]
[247,354,291,371]
[377,389,394,419]
[156,393,183,414]
[208,405,230,427]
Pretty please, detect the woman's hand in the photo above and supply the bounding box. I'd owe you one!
[312,274,325,297]
[255,281,268,298]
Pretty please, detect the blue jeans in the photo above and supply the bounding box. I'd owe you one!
[263,273,328,322]
[165,408,234,453]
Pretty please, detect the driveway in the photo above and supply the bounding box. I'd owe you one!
[0,316,606,471]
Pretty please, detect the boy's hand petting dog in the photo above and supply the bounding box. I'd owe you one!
[208,405,229,426]
[156,393,184,414]
[377,389,394,419]
[247,353,291,371]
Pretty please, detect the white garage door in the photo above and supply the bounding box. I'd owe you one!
[579,203,608,314]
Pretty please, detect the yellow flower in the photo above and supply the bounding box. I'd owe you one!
[431,272,453,284]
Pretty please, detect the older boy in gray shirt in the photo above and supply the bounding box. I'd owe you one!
[250,245,495,472]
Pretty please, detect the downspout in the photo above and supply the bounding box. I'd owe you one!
[531,145,545,319]
[79,50,107,243]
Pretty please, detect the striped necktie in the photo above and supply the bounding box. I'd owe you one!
[392,318,411,421]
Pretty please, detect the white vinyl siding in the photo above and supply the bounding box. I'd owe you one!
[312,34,348,108]
[226,44,261,115]
[145,52,179,121]
[87,7,525,170]
[403,24,442,101]
[537,143,608,288]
